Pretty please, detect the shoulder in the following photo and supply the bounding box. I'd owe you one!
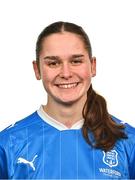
[112,116,135,179]
[112,115,135,156]
[112,115,135,137]
[0,111,42,147]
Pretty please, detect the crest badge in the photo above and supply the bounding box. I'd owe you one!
[103,150,118,167]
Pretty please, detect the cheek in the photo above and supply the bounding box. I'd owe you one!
[79,66,91,79]
[40,67,57,84]
[41,72,52,83]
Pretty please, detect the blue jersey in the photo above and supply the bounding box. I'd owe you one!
[0,111,135,179]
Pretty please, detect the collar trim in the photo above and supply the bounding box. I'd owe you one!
[37,105,84,131]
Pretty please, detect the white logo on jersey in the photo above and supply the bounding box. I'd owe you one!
[103,150,118,167]
[17,155,38,171]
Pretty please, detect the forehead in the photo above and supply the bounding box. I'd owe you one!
[40,32,86,54]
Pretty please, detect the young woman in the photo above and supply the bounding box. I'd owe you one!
[0,21,135,179]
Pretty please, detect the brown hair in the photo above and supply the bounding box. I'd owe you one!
[36,21,127,151]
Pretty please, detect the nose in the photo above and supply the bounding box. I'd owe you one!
[59,63,73,79]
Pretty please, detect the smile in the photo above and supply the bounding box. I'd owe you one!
[56,83,79,89]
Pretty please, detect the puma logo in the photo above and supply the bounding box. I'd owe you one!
[17,155,38,171]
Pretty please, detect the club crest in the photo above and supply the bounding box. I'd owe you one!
[103,150,118,167]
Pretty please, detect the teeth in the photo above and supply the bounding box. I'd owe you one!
[58,83,78,89]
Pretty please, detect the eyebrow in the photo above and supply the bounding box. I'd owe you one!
[71,54,84,58]
[43,54,84,61]
[43,56,60,60]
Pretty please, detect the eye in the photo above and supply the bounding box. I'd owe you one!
[46,60,61,68]
[71,58,83,65]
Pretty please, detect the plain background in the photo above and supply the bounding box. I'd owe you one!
[0,0,135,131]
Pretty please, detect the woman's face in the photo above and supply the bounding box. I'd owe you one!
[33,32,96,106]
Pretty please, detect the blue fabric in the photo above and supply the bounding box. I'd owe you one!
[0,112,135,179]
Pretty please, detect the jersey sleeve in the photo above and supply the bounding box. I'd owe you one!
[0,144,8,179]
[129,144,135,179]
[125,122,135,179]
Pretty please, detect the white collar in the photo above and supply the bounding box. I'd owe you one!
[37,105,84,131]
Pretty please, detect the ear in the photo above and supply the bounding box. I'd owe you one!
[32,61,41,80]
[91,56,96,77]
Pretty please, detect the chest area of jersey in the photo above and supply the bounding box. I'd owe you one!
[11,130,129,179]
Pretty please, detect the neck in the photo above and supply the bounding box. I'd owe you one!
[43,98,86,128]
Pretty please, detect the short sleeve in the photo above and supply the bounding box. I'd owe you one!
[0,143,8,179]
[129,144,135,179]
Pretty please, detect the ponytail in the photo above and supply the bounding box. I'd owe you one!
[82,85,127,151]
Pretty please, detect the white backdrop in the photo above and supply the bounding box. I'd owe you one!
[0,0,135,131]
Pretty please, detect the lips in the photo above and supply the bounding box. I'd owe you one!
[55,82,79,89]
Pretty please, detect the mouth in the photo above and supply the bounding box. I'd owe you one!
[55,82,80,89]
